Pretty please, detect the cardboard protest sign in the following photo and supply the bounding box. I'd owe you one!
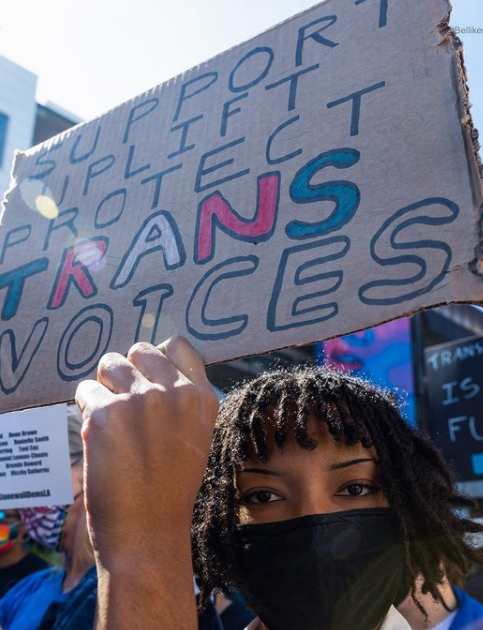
[0,0,482,412]
[0,405,73,508]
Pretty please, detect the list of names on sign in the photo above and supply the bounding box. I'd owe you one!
[0,405,73,508]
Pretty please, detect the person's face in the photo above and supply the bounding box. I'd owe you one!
[236,414,388,525]
[0,510,21,526]
[0,510,24,547]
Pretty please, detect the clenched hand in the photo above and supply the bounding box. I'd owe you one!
[75,336,219,629]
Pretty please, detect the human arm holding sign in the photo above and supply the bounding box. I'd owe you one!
[75,337,219,630]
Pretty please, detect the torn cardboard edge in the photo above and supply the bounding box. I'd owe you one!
[439,0,483,279]
[0,150,22,226]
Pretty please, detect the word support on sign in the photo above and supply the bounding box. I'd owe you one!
[0,0,482,412]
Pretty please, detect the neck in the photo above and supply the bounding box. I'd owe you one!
[0,543,27,569]
[62,548,93,593]
[397,578,458,630]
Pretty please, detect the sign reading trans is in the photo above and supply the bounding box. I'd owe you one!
[1,0,483,412]
[424,336,483,491]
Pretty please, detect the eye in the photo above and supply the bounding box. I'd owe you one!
[337,482,380,498]
[241,490,283,505]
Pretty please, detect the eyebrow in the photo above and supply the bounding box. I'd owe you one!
[240,458,376,476]
[328,457,377,471]
[239,468,283,476]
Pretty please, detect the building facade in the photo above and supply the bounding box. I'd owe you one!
[0,56,37,198]
[0,55,80,201]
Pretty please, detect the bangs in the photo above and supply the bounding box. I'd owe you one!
[218,367,376,463]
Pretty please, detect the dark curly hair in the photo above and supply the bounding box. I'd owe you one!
[192,365,483,615]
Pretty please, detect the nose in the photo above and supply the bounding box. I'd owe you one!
[298,500,339,517]
[295,482,341,517]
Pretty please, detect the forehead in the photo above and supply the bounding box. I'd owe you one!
[242,412,376,467]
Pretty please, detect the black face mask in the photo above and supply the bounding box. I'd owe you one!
[234,508,405,630]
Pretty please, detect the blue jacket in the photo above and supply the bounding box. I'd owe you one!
[36,567,223,630]
[451,586,483,630]
[0,568,68,630]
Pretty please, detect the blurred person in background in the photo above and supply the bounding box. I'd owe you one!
[33,571,222,630]
[0,406,95,630]
[397,573,478,630]
[215,592,255,630]
[465,570,483,604]
[0,509,49,597]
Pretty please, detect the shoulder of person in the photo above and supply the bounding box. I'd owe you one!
[0,567,60,627]
[244,618,260,630]
[1,566,59,600]
[452,586,483,623]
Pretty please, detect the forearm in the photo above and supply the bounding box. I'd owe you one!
[76,339,219,630]
[94,532,198,630]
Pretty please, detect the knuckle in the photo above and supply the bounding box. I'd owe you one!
[127,386,169,417]
[129,388,156,409]
[80,418,92,441]
[127,342,154,362]
[97,352,124,375]
[179,380,199,401]
[74,385,87,410]
[164,335,191,354]
[78,408,100,442]
[166,381,199,412]
[75,381,97,416]
[79,396,123,428]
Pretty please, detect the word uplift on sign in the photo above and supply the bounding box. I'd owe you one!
[0,0,482,412]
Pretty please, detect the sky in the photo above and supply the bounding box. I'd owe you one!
[0,0,482,135]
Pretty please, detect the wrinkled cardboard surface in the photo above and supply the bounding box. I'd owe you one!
[0,0,482,412]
